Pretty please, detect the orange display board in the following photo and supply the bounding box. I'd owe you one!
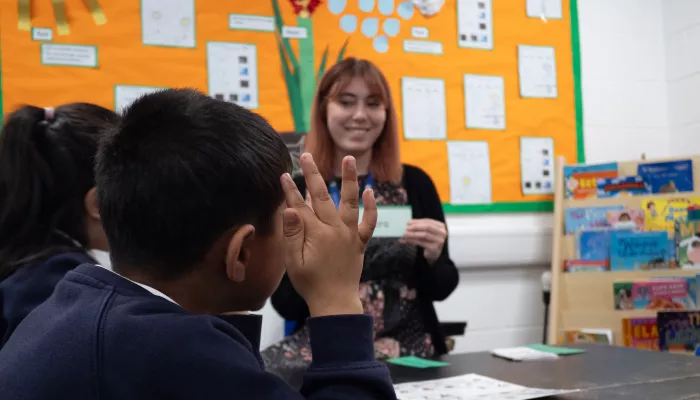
[0,0,584,213]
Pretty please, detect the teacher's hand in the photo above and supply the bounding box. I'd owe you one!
[402,219,447,264]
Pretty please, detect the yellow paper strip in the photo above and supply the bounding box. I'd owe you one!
[18,0,31,31]
[84,0,107,25]
[51,0,70,35]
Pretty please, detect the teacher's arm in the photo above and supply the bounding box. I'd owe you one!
[405,166,459,301]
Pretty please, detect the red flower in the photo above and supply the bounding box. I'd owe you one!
[289,0,322,17]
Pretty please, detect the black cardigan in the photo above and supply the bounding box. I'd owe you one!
[271,164,459,355]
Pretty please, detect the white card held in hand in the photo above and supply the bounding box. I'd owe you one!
[359,206,412,238]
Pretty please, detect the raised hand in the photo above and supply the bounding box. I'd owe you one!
[281,153,377,317]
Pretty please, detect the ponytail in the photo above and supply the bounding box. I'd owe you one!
[0,103,118,279]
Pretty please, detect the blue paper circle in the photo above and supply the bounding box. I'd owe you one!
[373,35,389,53]
[382,18,400,37]
[361,17,379,38]
[327,0,347,15]
[397,1,414,19]
[340,14,357,33]
[378,0,395,16]
[358,0,375,13]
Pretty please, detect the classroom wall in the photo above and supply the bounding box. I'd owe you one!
[260,0,673,352]
[664,0,700,156]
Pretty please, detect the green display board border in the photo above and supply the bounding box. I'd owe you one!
[0,0,584,214]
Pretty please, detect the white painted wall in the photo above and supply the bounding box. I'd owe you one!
[260,0,675,352]
[664,0,700,156]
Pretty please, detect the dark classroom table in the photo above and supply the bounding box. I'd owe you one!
[268,344,700,399]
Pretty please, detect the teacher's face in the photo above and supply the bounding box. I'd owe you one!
[326,77,386,155]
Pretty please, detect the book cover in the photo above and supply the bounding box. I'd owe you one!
[638,159,694,194]
[576,229,613,261]
[622,317,658,350]
[613,278,695,310]
[560,329,612,345]
[643,197,700,233]
[606,209,644,231]
[564,259,608,272]
[563,162,618,200]
[609,230,670,270]
[597,176,651,198]
[657,310,700,353]
[676,219,700,269]
[564,205,625,235]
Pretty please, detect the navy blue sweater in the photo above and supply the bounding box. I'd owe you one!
[0,264,397,399]
[0,251,92,346]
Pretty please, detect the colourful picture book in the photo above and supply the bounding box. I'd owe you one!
[564,205,624,235]
[657,310,700,353]
[613,278,696,310]
[622,317,658,350]
[576,229,613,261]
[597,176,651,198]
[560,329,612,345]
[563,162,618,200]
[564,259,608,272]
[676,219,700,268]
[609,230,670,270]
[606,209,644,231]
[643,197,700,233]
[638,159,694,194]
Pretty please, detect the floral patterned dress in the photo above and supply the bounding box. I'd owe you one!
[261,176,435,368]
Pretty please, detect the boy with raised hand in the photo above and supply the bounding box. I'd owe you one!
[0,88,396,399]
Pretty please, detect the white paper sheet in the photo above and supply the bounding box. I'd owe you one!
[526,0,563,19]
[463,74,505,130]
[114,85,165,112]
[228,14,274,32]
[141,0,196,48]
[206,42,259,109]
[457,0,493,50]
[520,137,555,195]
[401,77,447,140]
[394,373,577,400]
[447,141,492,205]
[518,45,557,98]
[40,44,97,67]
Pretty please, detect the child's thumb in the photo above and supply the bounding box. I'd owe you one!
[283,209,304,262]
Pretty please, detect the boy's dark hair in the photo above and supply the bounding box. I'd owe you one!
[95,88,292,279]
[0,103,119,280]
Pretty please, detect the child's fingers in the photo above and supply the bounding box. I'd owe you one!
[280,173,314,221]
[300,153,338,225]
[339,156,360,229]
[358,189,377,244]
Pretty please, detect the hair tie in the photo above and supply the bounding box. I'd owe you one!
[44,107,55,121]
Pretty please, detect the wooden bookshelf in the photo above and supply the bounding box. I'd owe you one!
[547,155,700,346]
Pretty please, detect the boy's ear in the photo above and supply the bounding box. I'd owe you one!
[84,187,100,221]
[225,225,256,283]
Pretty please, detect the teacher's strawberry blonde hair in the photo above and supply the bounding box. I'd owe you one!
[305,57,402,183]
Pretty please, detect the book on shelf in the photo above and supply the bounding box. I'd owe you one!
[613,277,697,310]
[609,230,670,271]
[642,197,700,233]
[597,176,651,198]
[606,209,644,231]
[622,317,658,350]
[657,310,700,353]
[637,159,694,194]
[563,259,608,272]
[563,162,618,200]
[560,329,612,345]
[676,219,700,269]
[564,205,624,235]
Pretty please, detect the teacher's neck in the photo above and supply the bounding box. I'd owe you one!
[334,149,372,177]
